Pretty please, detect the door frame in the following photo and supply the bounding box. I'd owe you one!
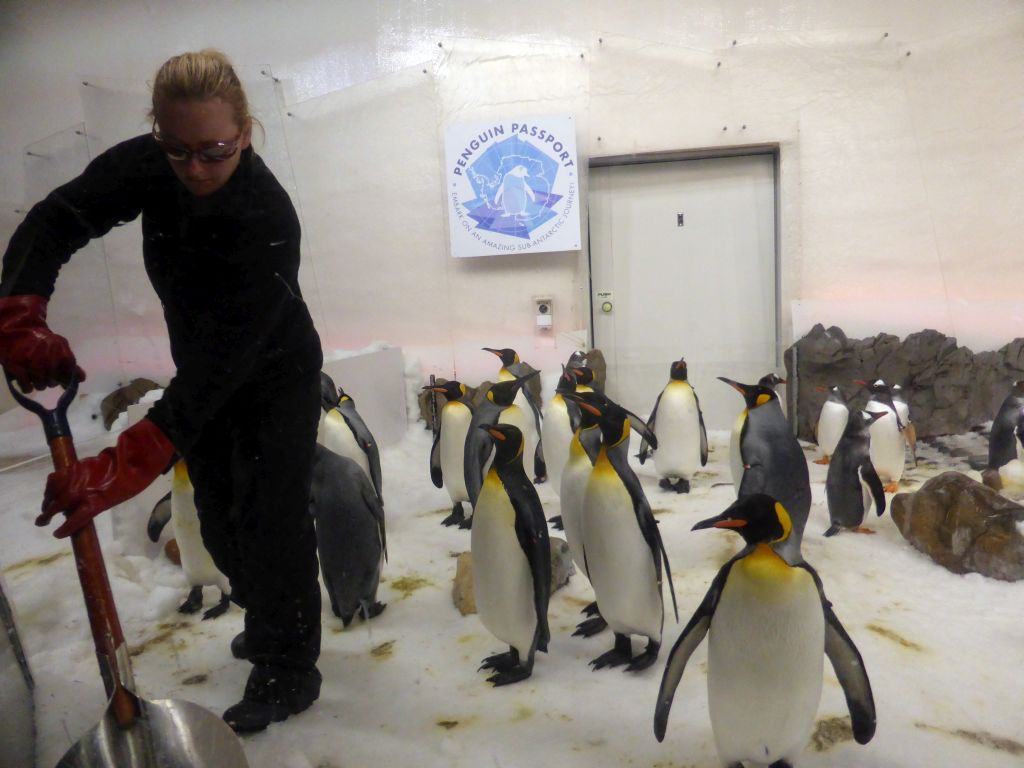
[586,143,782,367]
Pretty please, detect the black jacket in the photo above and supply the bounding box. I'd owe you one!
[1,134,322,453]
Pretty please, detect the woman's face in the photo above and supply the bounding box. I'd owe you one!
[154,98,251,197]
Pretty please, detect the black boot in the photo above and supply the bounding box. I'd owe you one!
[222,664,322,733]
[230,630,251,660]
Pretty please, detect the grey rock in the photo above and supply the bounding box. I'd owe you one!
[890,471,1024,581]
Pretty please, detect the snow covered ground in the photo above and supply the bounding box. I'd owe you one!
[1,386,1023,768]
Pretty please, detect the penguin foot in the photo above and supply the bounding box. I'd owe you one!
[672,478,690,494]
[624,639,659,672]
[769,761,794,768]
[177,586,204,615]
[573,616,608,638]
[852,526,877,535]
[823,525,841,537]
[547,515,564,531]
[813,456,831,465]
[364,600,387,620]
[658,478,673,490]
[457,515,474,530]
[486,666,532,687]
[581,601,600,617]
[590,634,632,670]
[480,648,520,674]
[202,592,232,620]
[440,504,465,527]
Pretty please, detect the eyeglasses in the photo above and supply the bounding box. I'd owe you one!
[153,130,242,163]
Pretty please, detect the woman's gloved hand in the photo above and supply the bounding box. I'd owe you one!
[38,417,177,538]
[0,294,86,392]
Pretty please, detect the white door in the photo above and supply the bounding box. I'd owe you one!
[588,153,778,431]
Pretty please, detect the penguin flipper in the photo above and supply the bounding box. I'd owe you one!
[801,563,877,745]
[429,428,444,488]
[511,481,552,652]
[860,462,886,517]
[695,390,709,466]
[339,408,384,499]
[654,559,735,742]
[639,391,663,465]
[147,491,172,542]
[566,399,581,433]
[361,478,388,562]
[737,460,769,498]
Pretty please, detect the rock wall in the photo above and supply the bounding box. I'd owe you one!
[784,325,1024,440]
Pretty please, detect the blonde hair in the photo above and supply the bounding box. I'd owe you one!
[149,49,253,131]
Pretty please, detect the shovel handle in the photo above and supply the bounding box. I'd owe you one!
[6,374,139,728]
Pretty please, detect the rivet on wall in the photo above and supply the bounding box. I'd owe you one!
[732,40,737,46]
[82,81,93,87]
[716,61,722,68]
[883,32,890,39]
[905,50,912,57]
[598,37,603,44]
[437,42,443,48]
[422,68,428,74]
[597,136,602,141]
[741,124,747,130]
[25,151,46,158]
[722,126,728,131]
[580,53,585,59]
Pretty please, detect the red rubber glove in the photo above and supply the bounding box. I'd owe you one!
[38,417,177,538]
[0,294,86,392]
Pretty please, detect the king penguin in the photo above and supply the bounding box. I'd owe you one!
[814,384,849,465]
[317,372,383,503]
[463,372,540,525]
[654,494,876,768]
[719,377,811,565]
[891,384,918,468]
[310,444,387,626]
[484,347,546,482]
[425,379,475,526]
[638,357,708,493]
[168,459,231,619]
[858,379,905,493]
[825,410,887,536]
[567,390,678,671]
[471,423,551,686]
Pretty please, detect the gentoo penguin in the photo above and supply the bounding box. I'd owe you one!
[556,398,605,636]
[858,379,905,493]
[464,372,540,523]
[655,494,876,767]
[988,380,1024,471]
[166,459,231,619]
[824,410,887,536]
[638,357,708,493]
[484,347,546,482]
[719,377,811,565]
[814,385,849,465]
[891,384,917,467]
[471,423,551,686]
[566,390,677,672]
[541,367,580,497]
[317,372,383,503]
[310,444,387,626]
[425,380,475,526]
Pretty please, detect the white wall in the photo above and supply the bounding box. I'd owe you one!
[1,0,1022,396]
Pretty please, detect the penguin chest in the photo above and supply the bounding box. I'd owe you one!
[653,382,702,478]
[170,471,228,592]
[440,404,472,501]
[816,401,849,456]
[582,459,662,640]
[708,550,824,765]
[559,448,593,573]
[319,410,372,482]
[866,404,904,482]
[471,473,537,655]
[541,396,573,492]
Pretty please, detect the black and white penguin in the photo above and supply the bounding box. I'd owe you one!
[566,390,677,672]
[483,347,546,482]
[471,423,551,686]
[638,357,707,493]
[425,380,475,526]
[310,444,387,626]
[813,384,849,465]
[463,372,540,522]
[317,372,383,503]
[824,410,887,536]
[891,384,917,468]
[655,494,876,767]
[857,379,905,492]
[719,377,811,564]
[988,380,1024,470]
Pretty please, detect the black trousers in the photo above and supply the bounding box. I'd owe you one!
[186,361,321,670]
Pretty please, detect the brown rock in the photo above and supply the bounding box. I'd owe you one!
[164,538,181,566]
[890,471,1024,581]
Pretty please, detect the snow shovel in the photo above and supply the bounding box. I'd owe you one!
[7,373,249,768]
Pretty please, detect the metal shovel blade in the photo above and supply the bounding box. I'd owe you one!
[57,690,248,768]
